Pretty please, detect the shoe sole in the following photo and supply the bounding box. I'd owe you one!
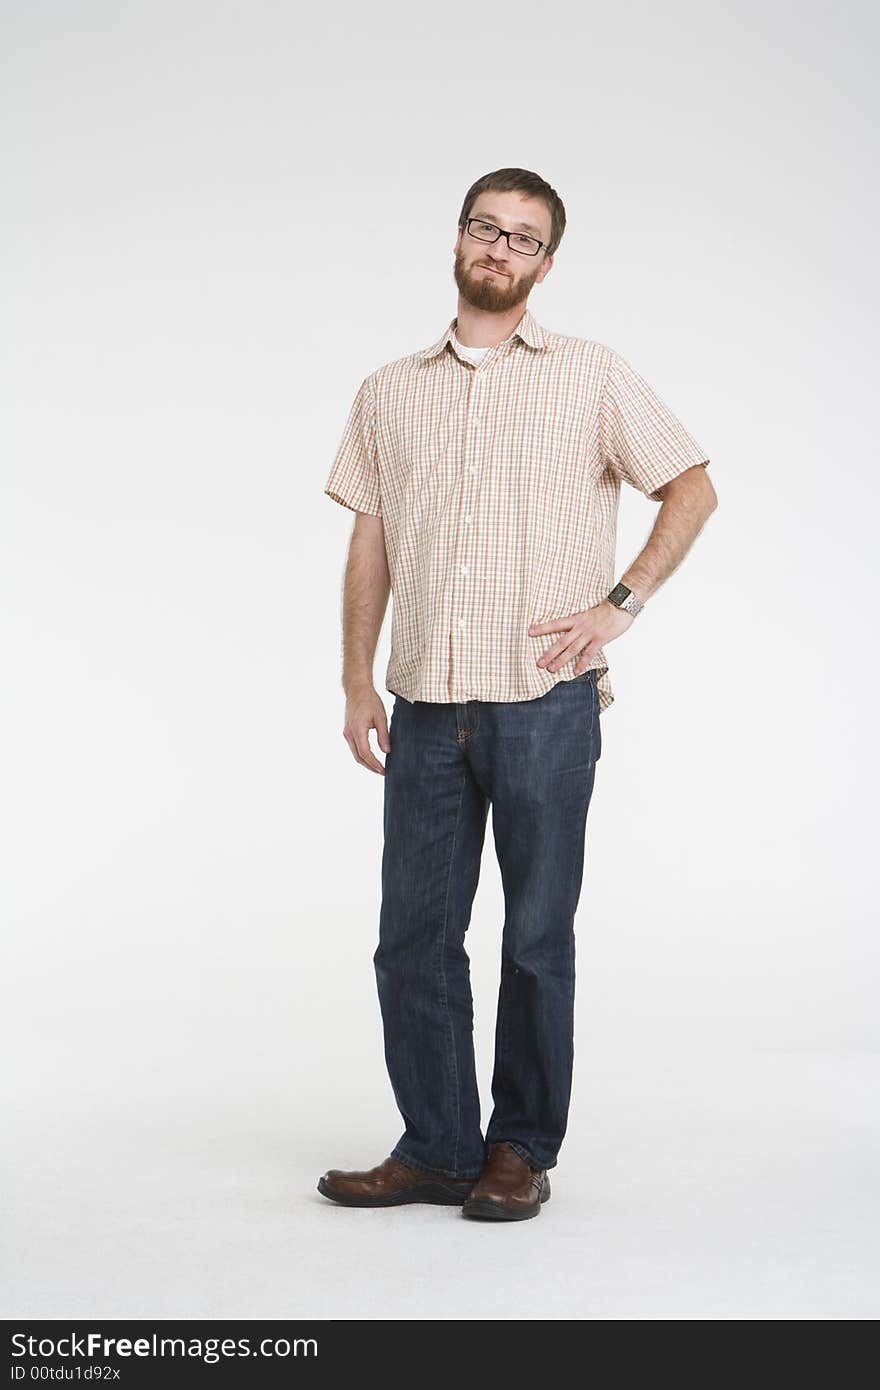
[461,1174,551,1221]
[317,1176,474,1207]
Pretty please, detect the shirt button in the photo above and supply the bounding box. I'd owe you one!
[464,515,472,525]
[459,618,466,628]
[461,564,469,575]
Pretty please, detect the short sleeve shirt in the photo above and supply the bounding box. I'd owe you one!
[323,307,710,714]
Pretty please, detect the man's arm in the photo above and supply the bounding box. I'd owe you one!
[334,512,392,775]
[619,462,718,604]
[529,463,718,673]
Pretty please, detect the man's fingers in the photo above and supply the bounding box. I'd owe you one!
[343,726,386,775]
[356,735,385,773]
[538,637,586,671]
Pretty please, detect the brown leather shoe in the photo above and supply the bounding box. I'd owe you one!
[317,1154,476,1207]
[461,1142,551,1221]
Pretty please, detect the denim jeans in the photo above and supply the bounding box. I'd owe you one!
[374,668,602,1180]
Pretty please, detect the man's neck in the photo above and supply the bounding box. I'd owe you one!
[453,302,528,349]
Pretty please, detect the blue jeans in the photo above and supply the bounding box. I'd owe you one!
[374,668,602,1180]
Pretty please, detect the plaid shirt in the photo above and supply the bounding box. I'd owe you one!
[324,307,710,714]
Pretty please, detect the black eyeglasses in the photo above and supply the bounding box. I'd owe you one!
[464,216,548,257]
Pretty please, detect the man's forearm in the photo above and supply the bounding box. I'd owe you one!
[620,476,717,604]
[339,522,391,693]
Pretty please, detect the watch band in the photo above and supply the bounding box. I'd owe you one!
[606,582,644,618]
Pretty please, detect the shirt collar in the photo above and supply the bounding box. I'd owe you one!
[417,306,556,361]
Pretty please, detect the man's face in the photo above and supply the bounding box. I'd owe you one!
[453,191,554,312]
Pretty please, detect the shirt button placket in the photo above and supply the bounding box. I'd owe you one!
[454,382,481,701]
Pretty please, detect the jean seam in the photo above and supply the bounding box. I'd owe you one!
[437,765,469,1175]
[589,676,596,748]
[592,677,600,759]
[497,948,510,1121]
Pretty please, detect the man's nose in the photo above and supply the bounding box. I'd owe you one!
[484,241,510,265]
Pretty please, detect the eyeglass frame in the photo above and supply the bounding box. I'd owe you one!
[462,216,549,257]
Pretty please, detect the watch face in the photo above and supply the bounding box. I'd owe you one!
[609,583,630,604]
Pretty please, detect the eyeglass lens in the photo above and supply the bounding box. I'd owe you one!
[468,219,541,255]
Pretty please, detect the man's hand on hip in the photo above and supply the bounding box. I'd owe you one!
[528,601,634,674]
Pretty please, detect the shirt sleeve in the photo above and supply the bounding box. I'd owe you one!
[323,373,383,517]
[599,350,710,502]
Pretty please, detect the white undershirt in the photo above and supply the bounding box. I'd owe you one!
[452,330,490,365]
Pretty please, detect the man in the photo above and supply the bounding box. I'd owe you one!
[318,167,717,1222]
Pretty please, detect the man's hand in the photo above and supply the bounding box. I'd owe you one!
[343,682,390,775]
[528,600,634,673]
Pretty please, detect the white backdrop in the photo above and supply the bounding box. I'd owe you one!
[2,0,877,1320]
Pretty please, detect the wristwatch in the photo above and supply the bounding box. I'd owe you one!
[606,582,644,618]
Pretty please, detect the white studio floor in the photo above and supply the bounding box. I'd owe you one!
[3,1047,877,1321]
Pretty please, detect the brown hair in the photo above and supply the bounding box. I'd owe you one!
[457,167,566,258]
